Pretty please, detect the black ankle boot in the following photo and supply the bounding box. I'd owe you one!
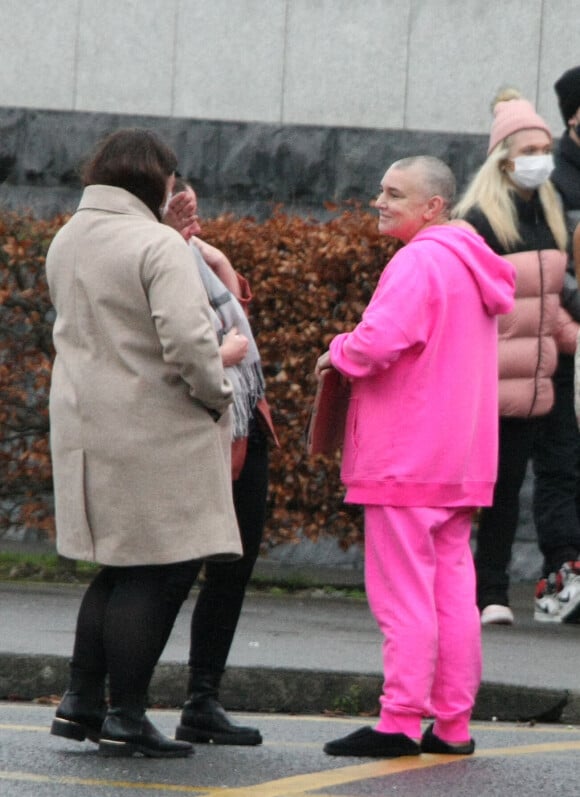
[98,707,193,758]
[50,667,107,743]
[175,669,262,746]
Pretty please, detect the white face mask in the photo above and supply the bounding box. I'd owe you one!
[509,154,554,190]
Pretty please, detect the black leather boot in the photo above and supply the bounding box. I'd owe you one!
[50,667,107,743]
[175,669,262,746]
[98,707,193,758]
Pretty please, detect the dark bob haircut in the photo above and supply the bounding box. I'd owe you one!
[81,128,178,220]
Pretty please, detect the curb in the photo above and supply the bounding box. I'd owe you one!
[1,653,578,725]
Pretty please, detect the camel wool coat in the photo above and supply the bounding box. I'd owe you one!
[46,185,242,566]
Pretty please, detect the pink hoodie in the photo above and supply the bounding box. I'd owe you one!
[329,224,516,507]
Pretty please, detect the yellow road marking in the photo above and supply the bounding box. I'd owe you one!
[209,756,464,796]
[0,771,226,794]
[0,758,464,796]
[4,711,580,732]
[5,719,578,736]
[476,740,580,756]
[0,723,47,732]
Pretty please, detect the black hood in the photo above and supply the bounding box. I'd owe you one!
[552,133,580,210]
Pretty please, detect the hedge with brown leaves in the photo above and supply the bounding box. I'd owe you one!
[0,205,399,549]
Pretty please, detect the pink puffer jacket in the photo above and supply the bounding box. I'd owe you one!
[499,248,567,417]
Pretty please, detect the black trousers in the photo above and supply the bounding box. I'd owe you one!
[533,354,580,575]
[70,559,202,707]
[477,369,580,608]
[189,418,269,673]
[475,416,539,609]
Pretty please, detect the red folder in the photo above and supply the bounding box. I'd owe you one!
[306,368,351,456]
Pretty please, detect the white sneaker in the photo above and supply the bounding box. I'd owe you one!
[558,562,580,624]
[534,573,562,623]
[481,604,514,626]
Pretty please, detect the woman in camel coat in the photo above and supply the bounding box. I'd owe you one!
[47,129,241,759]
[49,182,239,566]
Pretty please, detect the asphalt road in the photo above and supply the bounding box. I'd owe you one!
[2,702,580,797]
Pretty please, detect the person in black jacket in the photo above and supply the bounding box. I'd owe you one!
[163,179,277,746]
[532,65,580,624]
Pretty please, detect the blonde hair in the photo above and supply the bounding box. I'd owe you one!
[453,88,566,251]
[491,86,522,109]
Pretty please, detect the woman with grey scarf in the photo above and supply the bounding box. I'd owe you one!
[165,180,277,746]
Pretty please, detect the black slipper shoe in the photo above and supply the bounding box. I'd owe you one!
[420,723,475,755]
[324,726,420,758]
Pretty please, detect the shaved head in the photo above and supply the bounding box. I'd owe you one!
[390,156,456,210]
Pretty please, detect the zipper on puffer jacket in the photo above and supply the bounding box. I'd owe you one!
[528,248,544,417]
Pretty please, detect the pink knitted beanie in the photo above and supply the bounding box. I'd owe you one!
[488,95,552,154]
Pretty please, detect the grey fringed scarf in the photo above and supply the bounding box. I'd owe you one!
[190,242,265,440]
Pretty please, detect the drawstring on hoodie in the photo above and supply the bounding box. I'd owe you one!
[529,249,545,416]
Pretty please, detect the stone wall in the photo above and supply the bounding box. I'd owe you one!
[0,0,576,134]
[0,107,490,219]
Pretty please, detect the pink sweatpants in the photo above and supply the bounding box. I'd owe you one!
[365,505,481,744]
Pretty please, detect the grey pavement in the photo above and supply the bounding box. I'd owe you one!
[1,575,579,725]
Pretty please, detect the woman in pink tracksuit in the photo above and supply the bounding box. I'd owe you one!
[317,155,515,759]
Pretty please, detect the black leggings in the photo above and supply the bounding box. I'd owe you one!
[189,421,269,672]
[71,559,202,706]
[475,416,539,608]
[533,354,580,574]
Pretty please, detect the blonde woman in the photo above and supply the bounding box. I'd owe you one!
[454,89,568,626]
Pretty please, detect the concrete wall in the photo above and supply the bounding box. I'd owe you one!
[0,0,577,133]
